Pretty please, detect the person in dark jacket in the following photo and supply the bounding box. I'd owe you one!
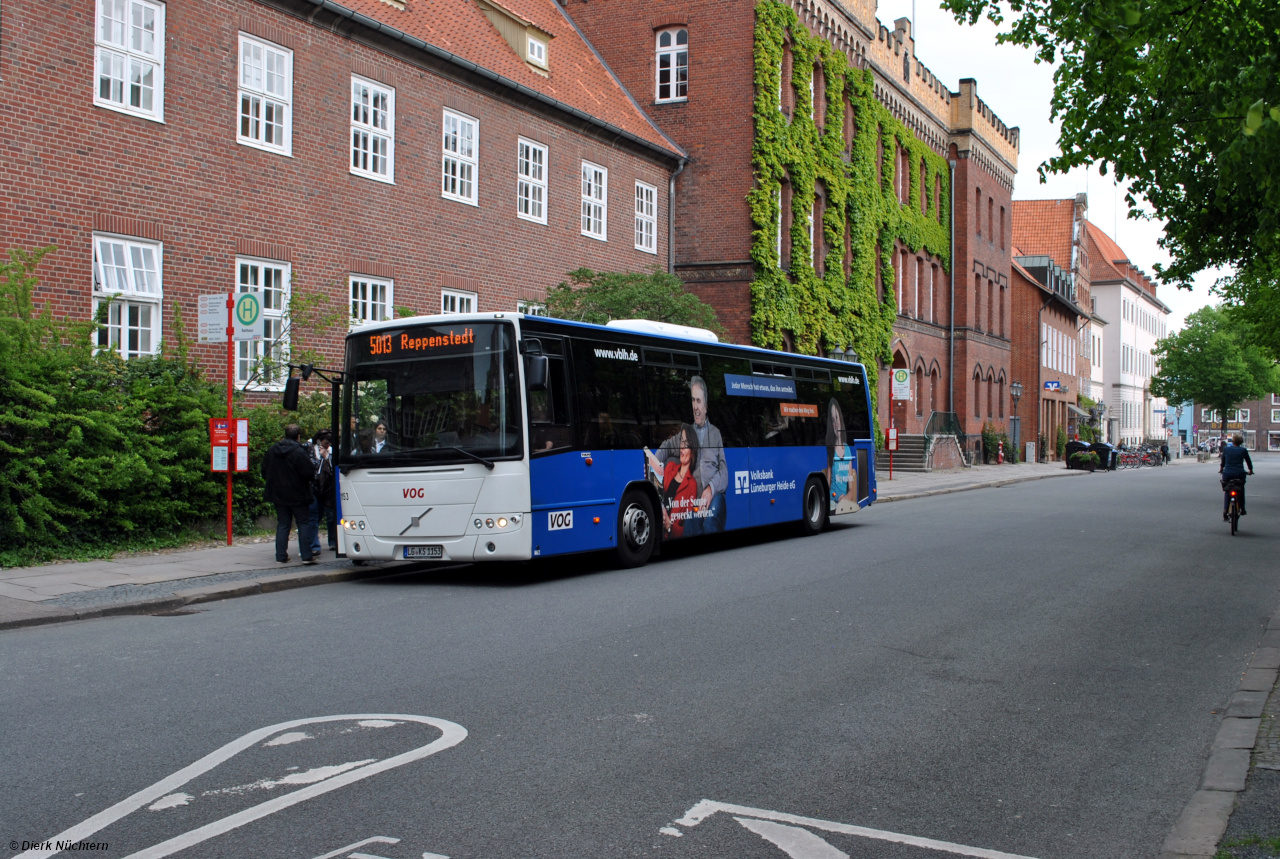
[1219,434,1254,518]
[262,424,319,564]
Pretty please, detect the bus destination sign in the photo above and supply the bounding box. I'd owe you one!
[359,326,477,361]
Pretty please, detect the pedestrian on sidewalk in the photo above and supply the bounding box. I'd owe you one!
[307,428,337,556]
[262,424,319,565]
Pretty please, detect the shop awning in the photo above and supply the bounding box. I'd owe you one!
[1067,404,1091,419]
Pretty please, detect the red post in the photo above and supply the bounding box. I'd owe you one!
[225,296,234,546]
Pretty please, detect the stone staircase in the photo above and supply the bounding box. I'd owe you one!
[875,434,929,473]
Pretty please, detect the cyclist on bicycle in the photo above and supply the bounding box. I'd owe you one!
[1219,434,1254,519]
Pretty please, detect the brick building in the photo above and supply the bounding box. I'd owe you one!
[1012,197,1170,448]
[565,0,1020,455]
[1193,396,1280,452]
[1008,254,1090,461]
[1,0,684,388]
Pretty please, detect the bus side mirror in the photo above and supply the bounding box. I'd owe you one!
[526,355,548,391]
[282,376,301,411]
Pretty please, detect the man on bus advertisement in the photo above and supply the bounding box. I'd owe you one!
[646,375,728,537]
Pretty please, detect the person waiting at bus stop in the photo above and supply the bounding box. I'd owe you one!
[648,375,727,535]
[262,424,319,565]
[1219,434,1254,518]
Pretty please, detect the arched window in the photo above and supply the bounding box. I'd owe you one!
[999,205,1006,249]
[987,279,994,334]
[915,367,924,416]
[975,187,982,236]
[973,372,982,418]
[656,29,688,102]
[988,196,994,242]
[998,377,1005,418]
[987,375,993,418]
[930,368,939,413]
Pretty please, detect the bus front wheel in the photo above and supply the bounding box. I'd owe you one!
[614,490,657,568]
[799,476,828,536]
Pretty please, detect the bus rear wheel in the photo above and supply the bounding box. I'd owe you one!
[614,490,657,568]
[799,476,828,536]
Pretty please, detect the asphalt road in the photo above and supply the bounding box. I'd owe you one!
[2,460,1277,859]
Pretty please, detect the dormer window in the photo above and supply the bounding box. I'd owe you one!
[528,35,547,67]
[477,0,552,72]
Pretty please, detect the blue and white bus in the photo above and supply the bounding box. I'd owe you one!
[336,313,875,568]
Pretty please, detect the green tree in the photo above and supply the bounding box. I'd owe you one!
[543,268,724,337]
[1214,258,1280,360]
[940,0,1280,286]
[1150,306,1278,438]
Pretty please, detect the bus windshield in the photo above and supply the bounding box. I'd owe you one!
[343,321,522,466]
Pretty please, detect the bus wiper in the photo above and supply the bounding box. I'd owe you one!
[442,447,495,470]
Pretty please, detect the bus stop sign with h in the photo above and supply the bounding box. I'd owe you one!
[200,293,263,545]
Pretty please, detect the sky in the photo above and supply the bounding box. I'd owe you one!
[873,0,1223,330]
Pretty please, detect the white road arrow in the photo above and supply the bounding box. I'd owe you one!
[734,817,849,859]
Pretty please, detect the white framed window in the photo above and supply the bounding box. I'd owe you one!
[581,161,607,240]
[236,258,290,388]
[351,76,394,182]
[238,34,292,155]
[517,138,547,224]
[1238,409,1250,423]
[441,289,476,314]
[1271,409,1280,424]
[442,110,478,205]
[93,234,161,358]
[1272,393,1280,405]
[350,276,392,326]
[655,28,688,102]
[527,35,547,67]
[95,0,165,121]
[635,181,657,253]
[517,299,547,316]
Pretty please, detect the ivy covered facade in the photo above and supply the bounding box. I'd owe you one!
[568,0,1020,454]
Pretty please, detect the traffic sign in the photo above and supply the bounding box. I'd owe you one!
[198,294,228,343]
[891,368,911,400]
[233,292,264,341]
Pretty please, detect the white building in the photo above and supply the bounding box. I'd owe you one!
[1085,223,1171,445]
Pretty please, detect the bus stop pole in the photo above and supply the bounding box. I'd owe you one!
[225,295,234,546]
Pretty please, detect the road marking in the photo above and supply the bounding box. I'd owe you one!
[734,818,849,859]
[671,800,1043,859]
[16,715,467,859]
[311,837,399,859]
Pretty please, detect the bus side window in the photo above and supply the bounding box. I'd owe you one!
[530,357,572,454]
[571,339,646,450]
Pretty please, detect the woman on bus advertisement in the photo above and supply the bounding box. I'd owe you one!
[646,375,728,535]
[651,423,700,538]
[826,398,858,514]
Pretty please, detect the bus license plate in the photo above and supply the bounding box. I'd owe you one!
[403,545,444,560]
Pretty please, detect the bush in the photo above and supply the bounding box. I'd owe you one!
[0,248,334,566]
[1055,425,1068,459]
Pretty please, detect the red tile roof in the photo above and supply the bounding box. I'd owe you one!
[329,0,683,158]
[1083,221,1158,298]
[1011,199,1075,270]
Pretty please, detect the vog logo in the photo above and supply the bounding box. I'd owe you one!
[548,510,574,531]
[403,487,425,499]
[734,471,750,495]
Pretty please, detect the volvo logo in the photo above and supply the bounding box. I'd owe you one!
[399,508,433,536]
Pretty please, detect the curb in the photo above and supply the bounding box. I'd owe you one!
[1160,608,1280,858]
[876,467,1086,504]
[0,564,393,632]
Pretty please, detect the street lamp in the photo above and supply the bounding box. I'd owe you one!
[1010,381,1023,460]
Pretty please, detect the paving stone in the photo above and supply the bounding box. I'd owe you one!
[0,595,76,630]
[1240,668,1280,691]
[1260,630,1280,650]
[1161,790,1236,857]
[1213,718,1261,750]
[1249,647,1280,670]
[1226,690,1269,718]
[1202,749,1250,791]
